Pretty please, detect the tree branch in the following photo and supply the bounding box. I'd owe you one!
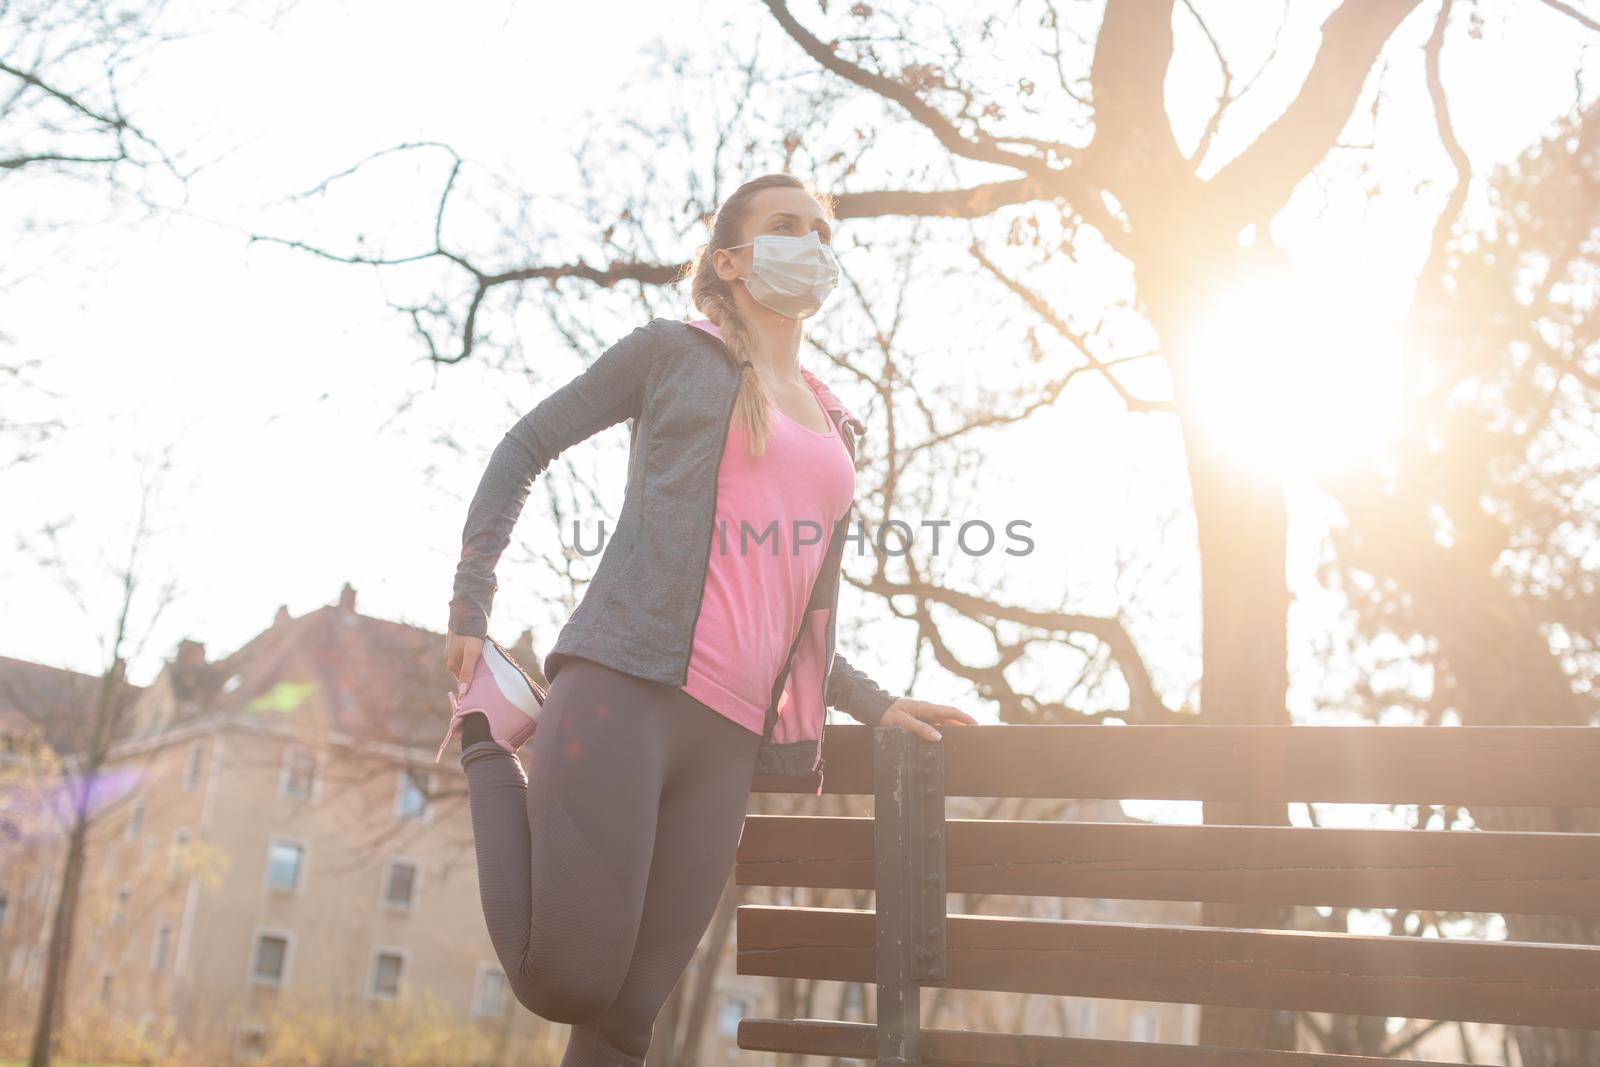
[1417,0,1471,299]
[1536,0,1600,33]
[760,0,1067,180]
[1206,0,1422,228]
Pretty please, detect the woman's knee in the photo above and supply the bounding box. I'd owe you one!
[505,958,624,1024]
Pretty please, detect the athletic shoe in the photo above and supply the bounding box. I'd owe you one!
[435,636,546,763]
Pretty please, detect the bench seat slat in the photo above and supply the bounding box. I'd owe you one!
[735,1018,1478,1066]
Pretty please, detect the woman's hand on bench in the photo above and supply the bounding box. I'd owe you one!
[879,698,979,742]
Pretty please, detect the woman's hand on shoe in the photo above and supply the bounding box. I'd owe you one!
[879,698,979,742]
[445,631,484,693]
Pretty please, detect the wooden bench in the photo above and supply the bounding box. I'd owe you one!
[734,724,1600,1065]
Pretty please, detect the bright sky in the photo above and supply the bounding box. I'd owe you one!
[2,0,1595,790]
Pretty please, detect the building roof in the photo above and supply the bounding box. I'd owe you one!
[166,584,543,751]
[1,583,545,756]
[0,652,141,757]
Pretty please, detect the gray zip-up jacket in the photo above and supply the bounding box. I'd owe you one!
[449,316,897,780]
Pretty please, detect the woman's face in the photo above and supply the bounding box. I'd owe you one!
[715,186,833,285]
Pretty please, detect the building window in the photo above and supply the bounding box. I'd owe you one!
[472,965,507,1017]
[100,970,113,1005]
[251,931,291,987]
[184,741,207,792]
[113,885,132,925]
[0,889,8,927]
[280,748,318,801]
[152,922,172,973]
[394,769,429,822]
[1132,1009,1156,1042]
[1075,1000,1096,1034]
[169,828,191,877]
[127,799,144,842]
[383,859,419,911]
[369,949,406,1001]
[718,996,748,1037]
[266,839,306,894]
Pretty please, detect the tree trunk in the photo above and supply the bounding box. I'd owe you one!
[1156,260,1299,1053]
[29,800,89,1067]
[29,656,128,1067]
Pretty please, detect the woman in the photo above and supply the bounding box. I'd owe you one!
[440,172,975,1065]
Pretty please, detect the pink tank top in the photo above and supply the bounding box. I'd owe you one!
[678,321,856,735]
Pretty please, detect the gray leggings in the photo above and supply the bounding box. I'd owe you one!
[458,655,761,1066]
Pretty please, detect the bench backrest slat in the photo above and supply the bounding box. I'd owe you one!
[753,724,1600,805]
[736,814,1600,916]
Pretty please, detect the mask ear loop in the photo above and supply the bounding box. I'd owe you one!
[724,243,762,336]
[716,239,756,364]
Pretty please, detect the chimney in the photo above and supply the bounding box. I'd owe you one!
[339,582,357,612]
[165,640,209,714]
[176,638,207,671]
[274,605,291,627]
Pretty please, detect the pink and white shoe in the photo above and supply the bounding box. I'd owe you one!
[436,636,547,763]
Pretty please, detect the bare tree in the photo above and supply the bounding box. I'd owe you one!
[3,444,182,1067]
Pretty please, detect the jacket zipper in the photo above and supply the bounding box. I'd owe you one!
[810,512,849,797]
[812,515,848,795]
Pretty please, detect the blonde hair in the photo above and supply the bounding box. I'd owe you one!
[683,173,837,457]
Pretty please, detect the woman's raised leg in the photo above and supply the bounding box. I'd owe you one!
[458,655,673,1022]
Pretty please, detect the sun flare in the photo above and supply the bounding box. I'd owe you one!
[1186,271,1405,479]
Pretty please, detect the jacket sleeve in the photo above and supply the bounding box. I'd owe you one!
[825,652,899,726]
[448,319,663,638]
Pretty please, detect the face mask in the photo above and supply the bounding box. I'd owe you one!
[725,230,840,320]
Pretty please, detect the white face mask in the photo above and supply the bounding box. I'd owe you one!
[725,230,840,320]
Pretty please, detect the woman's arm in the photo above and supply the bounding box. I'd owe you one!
[449,319,664,638]
[827,651,981,741]
[825,652,899,726]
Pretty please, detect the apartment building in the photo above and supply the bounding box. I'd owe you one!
[0,585,562,1063]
